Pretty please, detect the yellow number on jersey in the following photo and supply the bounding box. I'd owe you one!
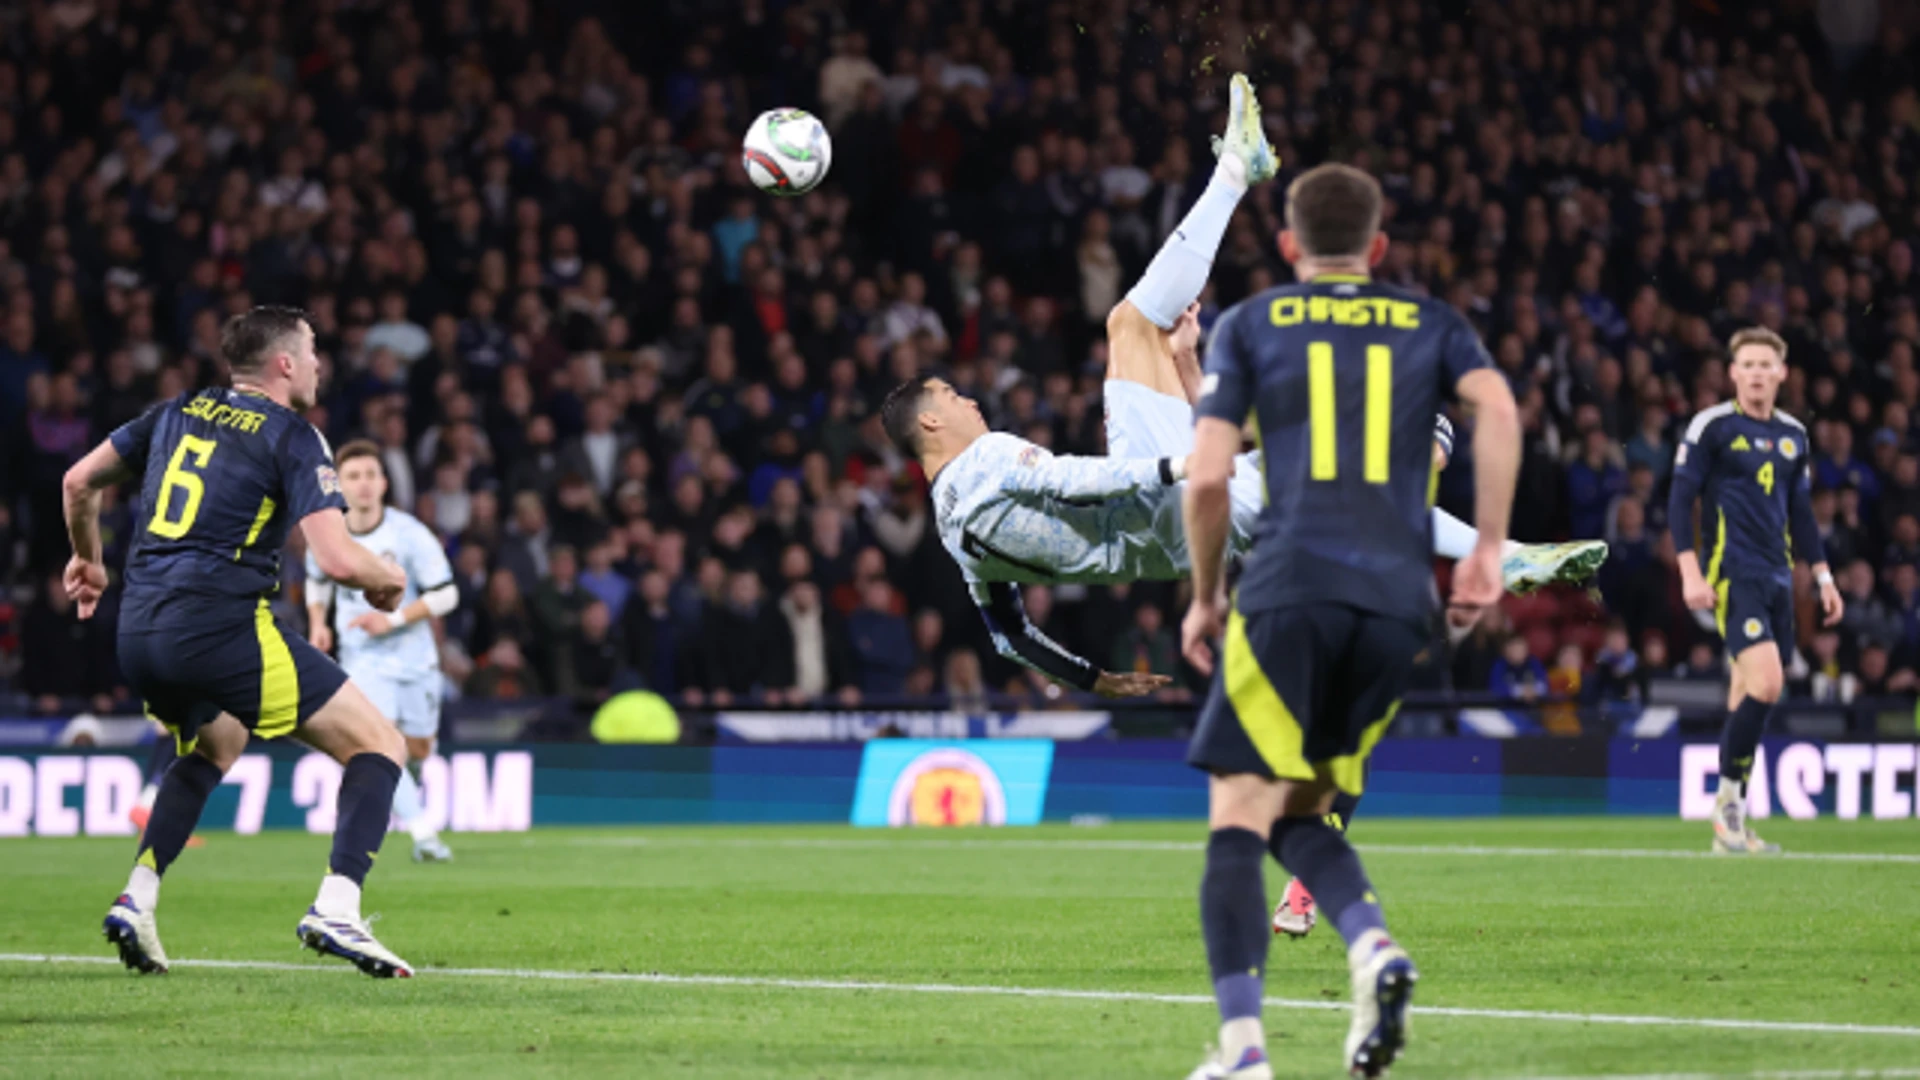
[1756,460,1775,496]
[1307,340,1393,484]
[148,434,218,539]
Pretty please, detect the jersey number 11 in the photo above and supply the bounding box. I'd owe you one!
[1308,341,1392,485]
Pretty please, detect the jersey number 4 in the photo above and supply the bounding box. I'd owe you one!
[1308,341,1392,484]
[148,435,217,538]
[1755,460,1775,495]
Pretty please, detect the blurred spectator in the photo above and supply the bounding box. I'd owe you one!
[1544,645,1584,735]
[847,578,914,697]
[1489,637,1549,704]
[691,570,794,703]
[21,572,117,714]
[1110,603,1179,680]
[557,600,624,710]
[780,580,858,704]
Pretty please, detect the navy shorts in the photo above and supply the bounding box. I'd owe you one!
[119,600,348,752]
[1188,603,1425,796]
[1714,576,1794,658]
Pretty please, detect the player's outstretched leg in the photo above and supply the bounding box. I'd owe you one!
[1430,508,1609,594]
[1271,805,1414,1078]
[1714,643,1782,854]
[292,681,415,977]
[1111,72,1276,403]
[104,714,248,974]
[1272,792,1360,938]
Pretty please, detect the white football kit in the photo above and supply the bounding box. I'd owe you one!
[933,381,1458,690]
[930,380,1266,690]
[304,508,452,738]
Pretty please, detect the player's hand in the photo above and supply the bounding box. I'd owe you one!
[1092,670,1173,698]
[64,556,108,619]
[1680,570,1717,612]
[1450,544,1504,615]
[310,624,335,653]
[1181,593,1229,676]
[1818,578,1845,627]
[363,583,405,614]
[349,610,396,636]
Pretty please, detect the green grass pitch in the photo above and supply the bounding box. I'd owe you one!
[3,817,1918,1078]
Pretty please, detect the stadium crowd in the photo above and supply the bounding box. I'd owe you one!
[2,0,1919,728]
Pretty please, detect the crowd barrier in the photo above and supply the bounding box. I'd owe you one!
[1,735,1915,836]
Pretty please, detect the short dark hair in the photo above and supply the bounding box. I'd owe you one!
[221,305,309,376]
[335,439,382,469]
[1284,164,1383,259]
[881,374,939,457]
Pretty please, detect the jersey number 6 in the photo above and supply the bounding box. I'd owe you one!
[148,434,218,539]
[1308,340,1393,484]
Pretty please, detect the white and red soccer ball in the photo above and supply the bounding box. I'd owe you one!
[741,108,832,197]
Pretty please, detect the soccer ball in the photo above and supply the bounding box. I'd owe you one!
[741,108,832,196]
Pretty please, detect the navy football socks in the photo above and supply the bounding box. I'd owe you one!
[1200,828,1270,1022]
[135,753,223,875]
[1720,696,1774,786]
[1270,815,1386,947]
[330,754,402,886]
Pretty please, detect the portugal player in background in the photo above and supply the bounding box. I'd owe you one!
[307,440,460,864]
[1670,327,1843,854]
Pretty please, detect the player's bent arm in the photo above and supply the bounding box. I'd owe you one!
[301,509,406,595]
[62,440,136,564]
[1453,369,1520,549]
[1004,451,1182,503]
[387,580,458,633]
[1184,417,1241,602]
[972,581,1101,693]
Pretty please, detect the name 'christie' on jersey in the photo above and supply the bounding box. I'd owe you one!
[1197,277,1493,622]
[1667,402,1822,585]
[304,507,451,683]
[112,387,346,626]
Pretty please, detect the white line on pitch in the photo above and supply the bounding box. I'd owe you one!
[3,954,1917,1039]
[554,835,1920,864]
[1497,1071,1920,1080]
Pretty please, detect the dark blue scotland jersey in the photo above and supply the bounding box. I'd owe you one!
[112,387,347,628]
[1667,402,1823,588]
[1196,275,1494,623]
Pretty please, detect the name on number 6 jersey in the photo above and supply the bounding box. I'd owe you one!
[112,386,347,627]
[1197,275,1494,623]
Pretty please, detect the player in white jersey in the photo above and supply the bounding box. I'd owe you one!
[883,73,1605,697]
[305,440,458,862]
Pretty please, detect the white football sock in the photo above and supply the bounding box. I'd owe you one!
[1431,508,1480,560]
[1123,163,1245,329]
[390,767,425,831]
[1432,508,1524,560]
[1218,1016,1266,1067]
[126,865,160,910]
[315,873,362,917]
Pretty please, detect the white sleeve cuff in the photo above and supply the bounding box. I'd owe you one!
[419,582,460,618]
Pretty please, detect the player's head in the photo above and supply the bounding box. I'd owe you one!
[334,439,389,512]
[1727,326,1789,408]
[882,375,987,459]
[222,305,319,408]
[1279,163,1388,269]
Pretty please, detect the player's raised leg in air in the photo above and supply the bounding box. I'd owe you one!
[1107,72,1276,410]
